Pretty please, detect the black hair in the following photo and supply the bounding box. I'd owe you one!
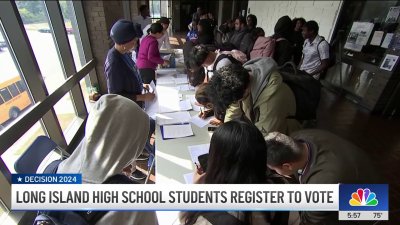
[265,139,303,167]
[187,66,205,87]
[188,45,209,69]
[181,120,270,225]
[139,5,148,13]
[293,17,306,27]
[195,83,210,106]
[236,16,246,25]
[303,20,319,34]
[149,23,163,34]
[208,64,250,113]
[247,14,257,27]
[158,17,170,25]
[206,120,267,184]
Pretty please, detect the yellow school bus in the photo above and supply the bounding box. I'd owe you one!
[0,76,32,125]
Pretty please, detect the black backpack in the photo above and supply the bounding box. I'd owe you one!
[33,161,136,225]
[280,71,321,121]
[317,37,336,68]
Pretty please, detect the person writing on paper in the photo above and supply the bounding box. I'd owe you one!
[195,83,223,126]
[137,23,170,84]
[57,94,158,225]
[180,120,292,225]
[208,59,301,137]
[265,129,380,225]
[104,19,155,180]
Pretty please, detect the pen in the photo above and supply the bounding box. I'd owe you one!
[194,162,200,170]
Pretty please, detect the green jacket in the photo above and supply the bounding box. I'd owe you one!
[224,58,301,136]
[292,129,380,225]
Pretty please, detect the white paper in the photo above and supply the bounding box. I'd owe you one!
[156,111,191,125]
[188,144,210,164]
[145,81,158,119]
[156,68,177,76]
[163,124,194,139]
[380,54,399,71]
[183,172,194,184]
[179,99,192,111]
[381,33,393,48]
[176,74,188,79]
[175,77,189,84]
[385,6,400,23]
[344,22,374,52]
[177,84,195,91]
[157,76,175,85]
[370,31,384,46]
[186,94,201,112]
[190,115,215,128]
[162,54,171,60]
[157,86,181,113]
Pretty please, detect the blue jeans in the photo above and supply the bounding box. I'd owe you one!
[144,118,155,168]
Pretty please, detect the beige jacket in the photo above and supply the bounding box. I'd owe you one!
[224,58,301,136]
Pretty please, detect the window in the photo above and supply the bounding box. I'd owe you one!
[15,80,26,92]
[8,84,19,97]
[0,22,32,126]
[16,1,78,137]
[0,89,11,102]
[0,199,9,225]
[1,121,46,173]
[59,0,91,110]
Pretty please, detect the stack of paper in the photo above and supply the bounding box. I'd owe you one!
[162,124,194,139]
[186,94,201,112]
[157,76,175,85]
[157,86,180,113]
[156,111,191,125]
[179,99,192,111]
[156,68,177,76]
[188,144,210,164]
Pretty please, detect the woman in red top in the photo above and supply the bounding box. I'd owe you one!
[137,23,169,84]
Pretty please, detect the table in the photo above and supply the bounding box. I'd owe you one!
[154,82,213,184]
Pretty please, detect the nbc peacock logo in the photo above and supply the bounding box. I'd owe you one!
[349,188,378,206]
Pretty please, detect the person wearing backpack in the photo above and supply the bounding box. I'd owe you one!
[272,15,294,66]
[180,120,294,225]
[299,21,330,80]
[52,94,159,225]
[208,58,301,137]
[188,44,247,82]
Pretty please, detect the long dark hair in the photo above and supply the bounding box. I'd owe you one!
[181,120,270,225]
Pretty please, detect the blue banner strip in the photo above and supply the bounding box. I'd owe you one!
[12,174,82,184]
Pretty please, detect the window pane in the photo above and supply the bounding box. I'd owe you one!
[16,1,78,137]
[0,89,11,102]
[16,80,26,92]
[80,75,92,112]
[0,199,9,225]
[8,84,20,97]
[0,22,33,127]
[59,0,86,70]
[59,0,92,109]
[1,121,46,173]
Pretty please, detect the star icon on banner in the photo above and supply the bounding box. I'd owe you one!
[17,177,22,182]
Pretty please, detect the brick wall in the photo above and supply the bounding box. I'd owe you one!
[82,0,124,93]
[247,0,342,42]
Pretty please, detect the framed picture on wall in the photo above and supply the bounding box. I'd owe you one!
[380,54,399,71]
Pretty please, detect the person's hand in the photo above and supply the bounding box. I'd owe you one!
[122,165,133,177]
[143,84,150,92]
[209,118,222,126]
[143,93,155,101]
[199,111,207,119]
[163,60,170,67]
[193,164,206,184]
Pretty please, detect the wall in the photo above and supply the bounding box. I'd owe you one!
[82,1,124,93]
[247,0,343,42]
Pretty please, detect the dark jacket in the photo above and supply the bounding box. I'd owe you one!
[292,31,304,66]
[104,47,144,107]
[291,129,380,225]
[198,19,214,45]
[229,27,248,50]
[272,16,294,66]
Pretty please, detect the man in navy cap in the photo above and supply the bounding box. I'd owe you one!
[104,19,155,180]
